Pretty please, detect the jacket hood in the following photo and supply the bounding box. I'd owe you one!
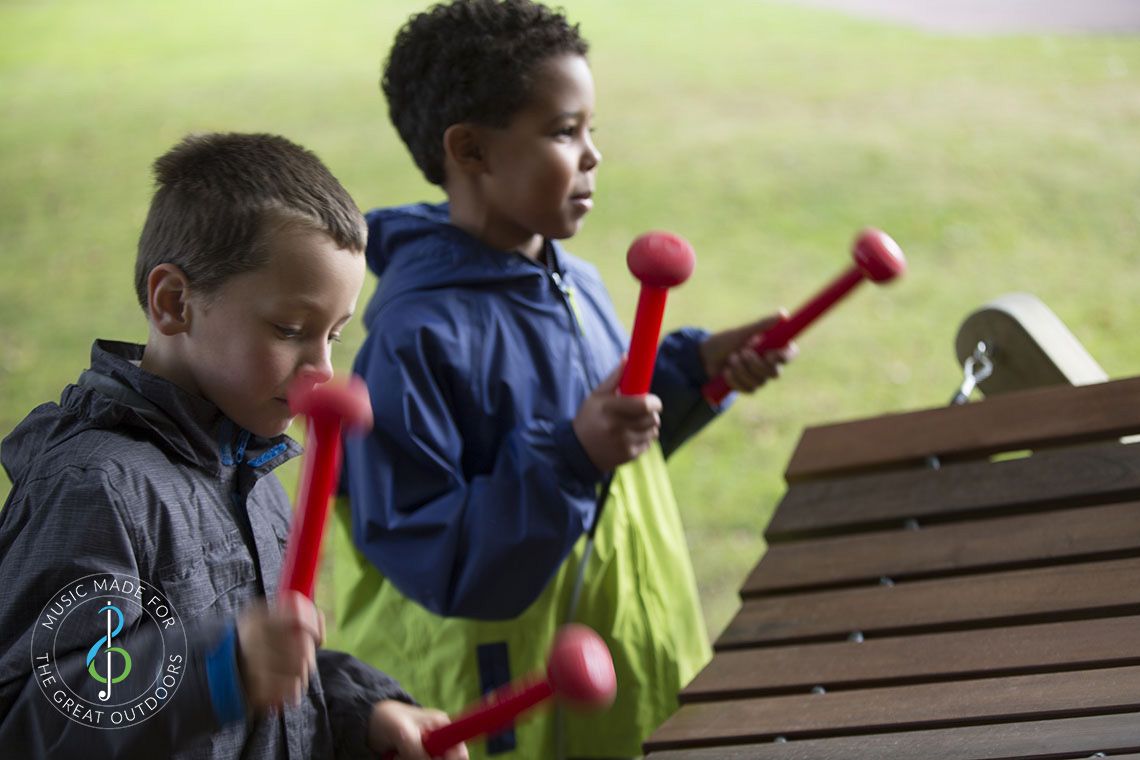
[362,202,576,323]
[1,406,55,486]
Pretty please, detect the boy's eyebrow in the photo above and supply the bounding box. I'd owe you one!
[547,110,594,123]
[277,295,355,321]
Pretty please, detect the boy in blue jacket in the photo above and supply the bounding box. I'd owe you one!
[0,132,466,760]
[330,1,793,757]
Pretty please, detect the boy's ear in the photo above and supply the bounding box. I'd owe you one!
[147,263,194,336]
[443,123,487,174]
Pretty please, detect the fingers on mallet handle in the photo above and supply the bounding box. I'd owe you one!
[700,228,906,405]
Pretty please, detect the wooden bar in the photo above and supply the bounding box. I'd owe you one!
[647,375,1140,757]
[684,615,1140,700]
[645,664,1140,750]
[783,375,1140,482]
[719,556,1140,648]
[748,500,1140,596]
[645,711,1140,759]
[766,440,1140,541]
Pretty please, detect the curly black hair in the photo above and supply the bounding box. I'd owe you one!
[383,0,589,186]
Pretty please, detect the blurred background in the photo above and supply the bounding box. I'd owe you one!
[2,0,1138,639]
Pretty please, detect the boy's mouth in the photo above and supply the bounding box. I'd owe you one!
[570,190,594,211]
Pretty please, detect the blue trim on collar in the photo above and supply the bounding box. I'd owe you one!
[247,442,288,468]
[218,420,235,466]
[233,429,251,466]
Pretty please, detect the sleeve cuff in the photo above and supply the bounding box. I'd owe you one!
[660,327,712,387]
[552,418,604,489]
[667,326,742,411]
[205,623,246,725]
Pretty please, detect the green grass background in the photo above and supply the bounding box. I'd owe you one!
[3,0,1138,640]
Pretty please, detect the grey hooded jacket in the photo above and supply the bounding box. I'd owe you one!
[0,340,410,759]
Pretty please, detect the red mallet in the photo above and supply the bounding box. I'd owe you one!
[384,624,616,759]
[278,375,373,599]
[621,231,696,396]
[701,228,906,405]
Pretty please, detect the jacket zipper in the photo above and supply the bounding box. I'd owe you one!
[549,270,599,388]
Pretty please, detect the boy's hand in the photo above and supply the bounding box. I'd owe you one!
[573,360,662,472]
[700,310,798,395]
[236,591,323,712]
[368,699,469,759]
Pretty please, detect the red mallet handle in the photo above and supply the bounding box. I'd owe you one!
[420,676,553,756]
[701,228,906,405]
[385,625,616,759]
[278,375,372,599]
[620,232,696,396]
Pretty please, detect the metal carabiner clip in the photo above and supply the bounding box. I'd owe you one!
[952,341,994,405]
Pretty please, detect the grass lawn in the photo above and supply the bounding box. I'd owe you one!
[2,0,1138,640]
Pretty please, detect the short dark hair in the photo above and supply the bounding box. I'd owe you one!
[134,132,366,309]
[383,0,589,186]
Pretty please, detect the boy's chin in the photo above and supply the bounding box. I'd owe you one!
[263,415,295,439]
[264,421,293,438]
[550,220,585,241]
[231,409,294,439]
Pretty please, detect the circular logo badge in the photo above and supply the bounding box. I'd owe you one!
[30,573,188,729]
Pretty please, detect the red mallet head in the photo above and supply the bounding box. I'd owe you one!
[852,228,906,283]
[546,624,617,709]
[700,227,907,405]
[620,231,696,396]
[627,231,696,289]
[287,374,373,431]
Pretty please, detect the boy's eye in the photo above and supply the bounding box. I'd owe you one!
[328,333,343,344]
[274,325,302,339]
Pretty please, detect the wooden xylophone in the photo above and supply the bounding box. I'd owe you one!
[644,375,1140,758]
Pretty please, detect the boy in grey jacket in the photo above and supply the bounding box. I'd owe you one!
[0,133,467,760]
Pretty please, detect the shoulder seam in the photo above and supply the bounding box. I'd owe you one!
[15,462,143,570]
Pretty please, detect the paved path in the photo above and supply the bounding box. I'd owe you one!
[782,0,1140,34]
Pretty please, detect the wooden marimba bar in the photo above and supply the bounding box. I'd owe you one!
[645,375,1140,759]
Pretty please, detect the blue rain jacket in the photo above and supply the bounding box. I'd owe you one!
[341,202,720,620]
[332,202,722,757]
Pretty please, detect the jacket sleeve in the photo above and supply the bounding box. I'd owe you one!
[316,649,415,760]
[0,465,227,757]
[652,327,730,459]
[343,317,604,621]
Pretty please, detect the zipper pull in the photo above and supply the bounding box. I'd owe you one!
[551,271,586,336]
[550,270,569,295]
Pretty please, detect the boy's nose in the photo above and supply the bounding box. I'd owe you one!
[300,343,335,385]
[582,135,601,171]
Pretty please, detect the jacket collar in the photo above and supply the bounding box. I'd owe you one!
[77,339,301,477]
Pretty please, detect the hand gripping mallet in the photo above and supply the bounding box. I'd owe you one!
[382,624,616,759]
[278,375,373,599]
[701,228,906,405]
[565,232,698,627]
[584,231,695,541]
